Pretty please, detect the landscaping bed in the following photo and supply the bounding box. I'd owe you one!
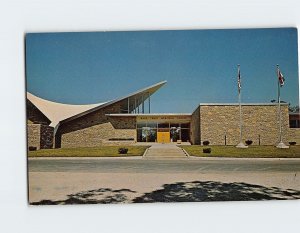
[28,146,149,157]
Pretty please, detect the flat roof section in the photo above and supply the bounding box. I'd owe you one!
[106,113,192,116]
[199,103,289,106]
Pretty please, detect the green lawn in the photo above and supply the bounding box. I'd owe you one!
[28,146,149,157]
[180,145,300,158]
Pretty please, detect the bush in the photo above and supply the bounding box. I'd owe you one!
[245,140,253,146]
[118,147,128,154]
[289,142,297,146]
[203,148,211,153]
[28,146,37,151]
[109,138,134,141]
[203,141,210,146]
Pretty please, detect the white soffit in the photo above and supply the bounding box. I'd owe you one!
[27,92,106,127]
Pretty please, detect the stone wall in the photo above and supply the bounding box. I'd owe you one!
[288,128,300,145]
[56,101,137,148]
[27,124,54,150]
[40,125,54,149]
[191,106,200,145]
[27,124,41,150]
[199,104,290,145]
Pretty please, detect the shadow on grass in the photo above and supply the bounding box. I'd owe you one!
[31,181,300,205]
[31,188,136,205]
[133,181,300,203]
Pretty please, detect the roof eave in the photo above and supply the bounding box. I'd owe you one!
[59,80,167,124]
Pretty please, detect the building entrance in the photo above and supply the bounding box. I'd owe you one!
[157,129,170,143]
[136,117,191,143]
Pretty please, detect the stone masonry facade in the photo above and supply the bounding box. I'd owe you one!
[191,106,200,145]
[195,104,290,145]
[27,124,54,150]
[289,128,300,145]
[27,124,40,150]
[56,101,136,148]
[27,94,300,148]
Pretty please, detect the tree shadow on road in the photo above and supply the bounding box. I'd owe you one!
[31,188,136,205]
[133,181,300,203]
[31,181,300,205]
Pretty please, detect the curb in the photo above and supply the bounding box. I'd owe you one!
[142,147,150,157]
[180,148,190,157]
[187,156,300,161]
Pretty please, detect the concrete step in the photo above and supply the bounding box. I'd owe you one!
[144,144,187,158]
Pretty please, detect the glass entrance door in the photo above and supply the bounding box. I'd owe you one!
[137,121,190,143]
[170,127,180,142]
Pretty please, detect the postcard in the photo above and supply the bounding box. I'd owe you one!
[26,28,300,204]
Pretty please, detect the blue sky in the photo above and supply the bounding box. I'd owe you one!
[26,28,299,113]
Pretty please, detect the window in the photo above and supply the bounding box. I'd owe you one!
[290,120,300,128]
[158,123,169,128]
[137,122,147,128]
[180,123,190,128]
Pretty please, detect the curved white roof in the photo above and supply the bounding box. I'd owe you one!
[27,92,106,127]
[27,80,167,131]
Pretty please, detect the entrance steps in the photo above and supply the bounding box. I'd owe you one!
[143,144,188,158]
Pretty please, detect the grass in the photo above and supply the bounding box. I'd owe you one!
[28,146,149,157]
[180,145,300,158]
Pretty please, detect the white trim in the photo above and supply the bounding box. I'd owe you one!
[106,113,192,116]
[199,103,289,106]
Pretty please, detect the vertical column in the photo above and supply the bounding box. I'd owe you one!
[127,97,130,114]
[148,92,151,113]
[137,96,140,114]
[142,94,144,113]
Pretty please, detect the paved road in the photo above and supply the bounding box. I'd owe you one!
[28,157,300,203]
[28,157,300,173]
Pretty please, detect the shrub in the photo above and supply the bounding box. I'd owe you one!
[203,141,210,146]
[118,147,128,154]
[245,140,253,146]
[109,138,134,141]
[28,146,37,151]
[289,142,297,146]
[203,148,211,153]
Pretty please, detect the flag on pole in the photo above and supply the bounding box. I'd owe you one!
[278,69,285,87]
[237,65,241,93]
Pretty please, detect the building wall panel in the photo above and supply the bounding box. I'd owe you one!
[191,106,200,145]
[200,105,290,145]
[57,102,136,148]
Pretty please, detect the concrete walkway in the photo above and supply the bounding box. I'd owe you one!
[143,143,188,158]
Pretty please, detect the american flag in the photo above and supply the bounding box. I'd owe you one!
[278,69,285,87]
[237,65,241,93]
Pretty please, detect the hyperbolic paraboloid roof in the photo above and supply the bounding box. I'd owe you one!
[27,80,167,129]
[27,92,106,128]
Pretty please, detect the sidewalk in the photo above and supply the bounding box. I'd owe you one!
[143,143,188,158]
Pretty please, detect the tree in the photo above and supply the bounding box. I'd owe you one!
[289,105,299,113]
[270,99,287,103]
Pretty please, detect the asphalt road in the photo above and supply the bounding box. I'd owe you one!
[28,157,300,173]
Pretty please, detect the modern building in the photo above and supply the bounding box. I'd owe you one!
[27,81,300,150]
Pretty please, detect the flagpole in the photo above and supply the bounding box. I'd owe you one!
[236,64,248,148]
[276,64,289,148]
[277,65,282,143]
